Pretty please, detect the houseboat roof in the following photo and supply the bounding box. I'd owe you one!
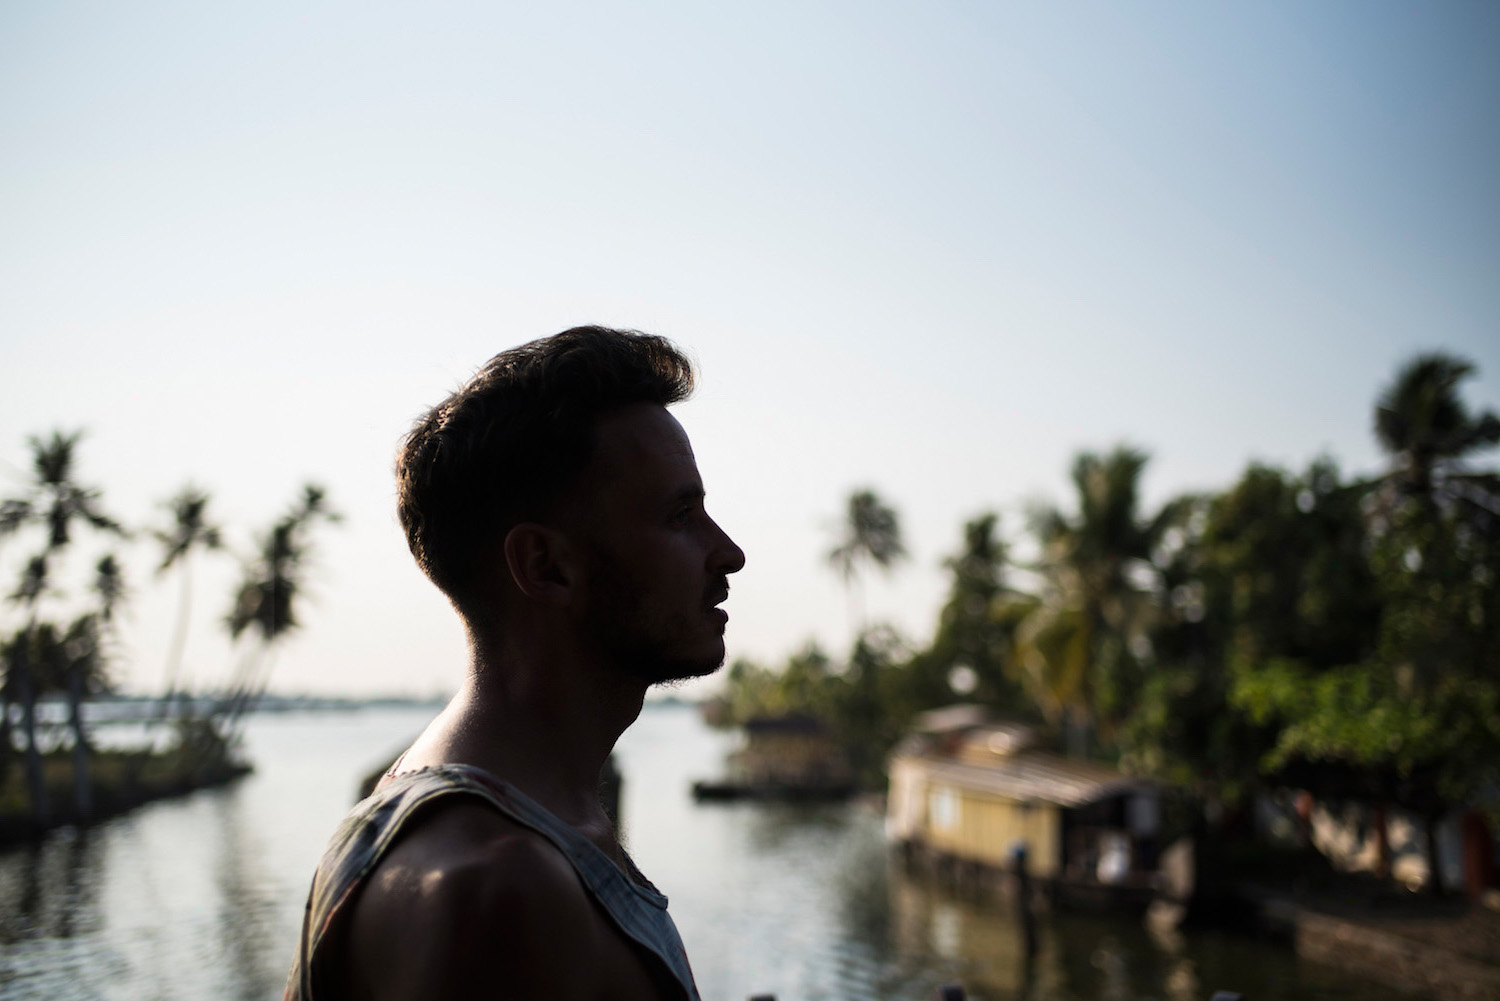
[892,747,1150,808]
[743,713,829,734]
[912,704,990,733]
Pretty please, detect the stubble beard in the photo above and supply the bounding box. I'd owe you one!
[585,551,725,686]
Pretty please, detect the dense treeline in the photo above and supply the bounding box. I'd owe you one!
[0,431,338,826]
[718,352,1500,882]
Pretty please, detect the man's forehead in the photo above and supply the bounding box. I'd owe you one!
[551,404,700,541]
[593,404,693,461]
[585,403,699,487]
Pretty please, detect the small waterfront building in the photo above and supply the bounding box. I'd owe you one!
[731,714,853,788]
[887,707,1160,899]
[693,713,856,800]
[1254,790,1500,898]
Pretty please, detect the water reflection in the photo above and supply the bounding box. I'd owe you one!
[211,792,284,1001]
[0,826,116,999]
[0,828,100,944]
[885,851,1054,1000]
[829,806,1414,1001]
[0,709,424,1001]
[885,864,1184,1001]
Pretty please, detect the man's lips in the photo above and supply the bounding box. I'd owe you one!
[705,579,730,612]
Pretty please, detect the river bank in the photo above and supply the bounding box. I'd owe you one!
[1233,878,1500,1001]
[0,733,251,846]
[1164,836,1500,1000]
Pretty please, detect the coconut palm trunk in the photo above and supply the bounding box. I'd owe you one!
[14,634,48,826]
[1425,812,1447,896]
[219,643,265,730]
[0,684,12,780]
[153,487,222,722]
[158,565,194,716]
[67,663,90,819]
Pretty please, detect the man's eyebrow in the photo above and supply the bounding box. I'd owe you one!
[669,484,706,504]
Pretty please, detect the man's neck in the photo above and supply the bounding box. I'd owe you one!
[406,637,648,831]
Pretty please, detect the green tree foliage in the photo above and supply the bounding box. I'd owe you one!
[0,430,340,826]
[51,554,129,817]
[717,349,1500,869]
[717,644,837,723]
[839,626,910,786]
[1021,447,1185,752]
[0,431,124,822]
[1124,460,1380,801]
[1223,356,1499,890]
[776,643,837,719]
[716,630,910,789]
[1373,352,1500,508]
[1367,353,1500,791]
[9,431,123,549]
[1236,362,1498,755]
[896,513,1036,719]
[719,514,1034,788]
[1,555,53,806]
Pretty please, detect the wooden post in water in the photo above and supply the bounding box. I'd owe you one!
[1011,841,1037,960]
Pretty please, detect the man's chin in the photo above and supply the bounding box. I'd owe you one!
[619,648,725,686]
[650,661,724,689]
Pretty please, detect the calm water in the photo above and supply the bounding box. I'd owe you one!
[0,704,1410,1001]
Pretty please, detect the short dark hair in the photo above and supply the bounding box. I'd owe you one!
[396,326,695,611]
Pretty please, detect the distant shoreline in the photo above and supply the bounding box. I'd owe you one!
[0,746,251,848]
[42,692,700,720]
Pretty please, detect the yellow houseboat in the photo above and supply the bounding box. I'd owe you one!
[886,706,1161,909]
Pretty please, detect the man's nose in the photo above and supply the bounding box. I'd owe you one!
[712,520,746,575]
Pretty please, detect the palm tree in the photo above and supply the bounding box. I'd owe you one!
[19,431,123,547]
[153,487,222,714]
[827,488,907,637]
[0,488,35,772]
[912,513,1036,712]
[1373,352,1500,516]
[0,628,19,788]
[1023,447,1183,755]
[57,554,126,819]
[219,484,340,728]
[1015,605,1093,734]
[1371,355,1500,892]
[0,498,30,755]
[0,430,124,821]
[5,556,52,822]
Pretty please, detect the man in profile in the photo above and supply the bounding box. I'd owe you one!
[285,326,745,1001]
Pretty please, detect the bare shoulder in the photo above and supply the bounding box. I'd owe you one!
[335,798,670,1001]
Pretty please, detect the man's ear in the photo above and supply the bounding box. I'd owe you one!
[502,522,577,605]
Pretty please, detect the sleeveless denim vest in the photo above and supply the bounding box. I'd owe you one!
[284,763,700,1000]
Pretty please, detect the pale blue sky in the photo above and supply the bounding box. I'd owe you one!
[3,1,1496,696]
